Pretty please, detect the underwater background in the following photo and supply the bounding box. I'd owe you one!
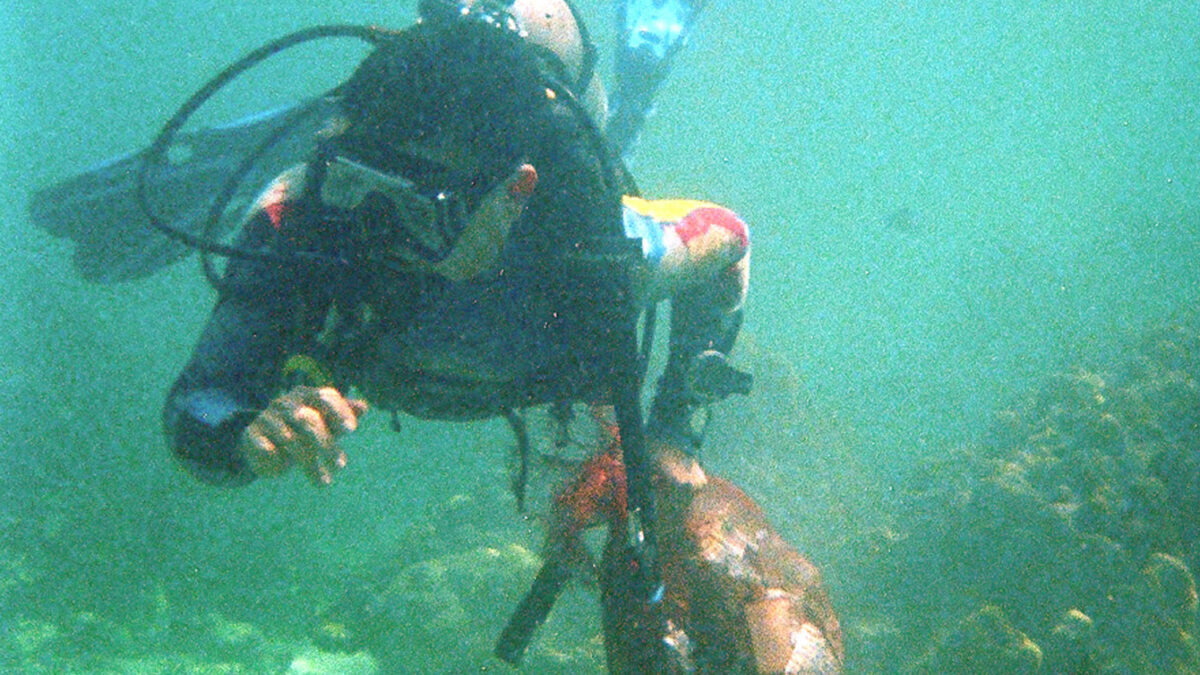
[4,0,1199,672]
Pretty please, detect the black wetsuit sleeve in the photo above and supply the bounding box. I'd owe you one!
[162,211,327,486]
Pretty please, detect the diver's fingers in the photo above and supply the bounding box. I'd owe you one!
[299,456,328,487]
[241,387,363,485]
[289,406,342,487]
[241,407,298,478]
[243,428,289,477]
[293,437,333,487]
[305,447,347,487]
[293,404,334,448]
[309,387,365,435]
[256,406,297,447]
[331,447,348,474]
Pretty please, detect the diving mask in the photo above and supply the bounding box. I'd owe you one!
[319,155,469,266]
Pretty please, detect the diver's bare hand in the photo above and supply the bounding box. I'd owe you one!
[238,386,368,486]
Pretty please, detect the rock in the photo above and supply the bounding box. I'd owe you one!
[920,605,1042,674]
[0,543,35,604]
[315,543,548,671]
[287,646,378,675]
[208,615,265,652]
[2,618,59,661]
[1142,553,1198,630]
[1094,553,1200,672]
[1043,608,1095,674]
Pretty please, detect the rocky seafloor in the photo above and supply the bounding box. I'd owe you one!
[1,312,1196,673]
[854,313,1200,673]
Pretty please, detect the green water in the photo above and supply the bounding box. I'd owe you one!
[4,1,1198,672]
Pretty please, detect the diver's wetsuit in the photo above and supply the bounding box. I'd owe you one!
[165,170,749,485]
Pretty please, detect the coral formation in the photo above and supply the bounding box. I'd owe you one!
[916,605,1042,674]
[877,314,1200,672]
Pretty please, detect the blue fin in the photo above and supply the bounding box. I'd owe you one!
[608,0,707,155]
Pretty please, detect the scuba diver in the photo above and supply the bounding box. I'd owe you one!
[32,0,743,667]
[177,0,748,662]
[152,0,751,488]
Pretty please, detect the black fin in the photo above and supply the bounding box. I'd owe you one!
[30,98,340,282]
